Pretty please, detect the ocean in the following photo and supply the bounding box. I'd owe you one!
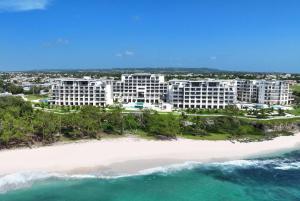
[0,150,300,201]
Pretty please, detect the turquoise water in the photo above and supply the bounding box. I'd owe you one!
[1,151,300,201]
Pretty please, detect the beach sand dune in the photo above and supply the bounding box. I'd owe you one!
[1,134,300,175]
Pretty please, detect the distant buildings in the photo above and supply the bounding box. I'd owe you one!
[49,73,294,109]
[21,82,51,92]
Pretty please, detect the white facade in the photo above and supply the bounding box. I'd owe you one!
[236,79,293,105]
[49,75,294,108]
[114,73,167,104]
[112,80,124,102]
[167,79,237,109]
[50,78,113,107]
[237,80,259,103]
[257,80,293,105]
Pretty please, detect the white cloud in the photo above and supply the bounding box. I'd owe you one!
[124,50,134,56]
[116,50,135,58]
[0,0,51,12]
[42,38,70,47]
[56,38,69,45]
[210,56,217,60]
[115,53,123,57]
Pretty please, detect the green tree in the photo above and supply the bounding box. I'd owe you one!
[33,111,60,143]
[7,83,24,94]
[144,112,179,138]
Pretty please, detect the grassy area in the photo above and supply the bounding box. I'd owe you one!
[292,84,300,93]
[252,116,300,125]
[25,94,48,101]
[287,107,300,115]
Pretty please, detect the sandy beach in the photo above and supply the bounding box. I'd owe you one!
[1,134,300,175]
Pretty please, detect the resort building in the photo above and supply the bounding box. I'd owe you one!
[257,80,293,105]
[236,79,293,105]
[112,80,124,102]
[49,77,113,106]
[115,73,167,104]
[49,74,294,108]
[237,80,259,103]
[167,79,237,109]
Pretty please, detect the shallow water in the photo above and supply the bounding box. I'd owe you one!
[1,150,300,201]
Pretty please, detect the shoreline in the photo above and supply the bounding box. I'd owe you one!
[0,134,300,176]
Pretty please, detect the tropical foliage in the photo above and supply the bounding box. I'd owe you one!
[0,96,299,149]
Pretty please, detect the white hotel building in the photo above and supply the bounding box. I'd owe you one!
[167,79,237,109]
[257,80,293,105]
[237,80,259,103]
[50,78,113,106]
[114,73,167,104]
[237,79,293,105]
[50,74,294,108]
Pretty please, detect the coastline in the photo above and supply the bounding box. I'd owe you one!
[0,134,300,176]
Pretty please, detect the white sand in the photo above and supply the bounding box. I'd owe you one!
[0,134,300,175]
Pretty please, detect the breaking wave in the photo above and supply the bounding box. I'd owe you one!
[1,152,300,194]
[0,161,202,193]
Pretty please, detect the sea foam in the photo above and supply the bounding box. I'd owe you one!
[0,172,60,194]
[0,161,202,193]
[1,157,299,194]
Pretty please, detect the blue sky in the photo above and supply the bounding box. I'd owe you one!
[0,0,300,72]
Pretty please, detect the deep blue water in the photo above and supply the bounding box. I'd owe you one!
[1,151,300,201]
